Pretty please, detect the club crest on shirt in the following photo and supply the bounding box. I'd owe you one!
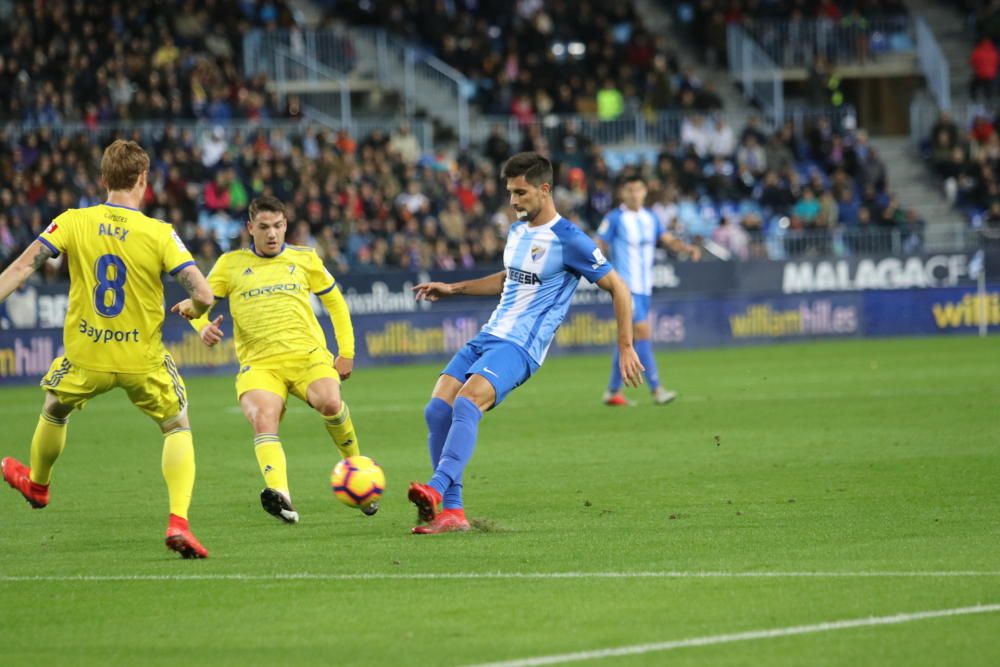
[530,244,546,262]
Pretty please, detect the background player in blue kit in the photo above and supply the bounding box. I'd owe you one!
[597,174,701,407]
[407,152,644,534]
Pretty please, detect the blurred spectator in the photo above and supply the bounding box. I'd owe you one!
[969,36,999,101]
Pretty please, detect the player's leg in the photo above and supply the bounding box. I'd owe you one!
[293,348,359,461]
[427,374,463,509]
[303,375,381,515]
[409,374,493,526]
[424,339,482,515]
[604,294,641,406]
[304,378,359,460]
[633,319,660,389]
[239,386,298,524]
[3,357,98,508]
[411,339,534,531]
[2,392,74,508]
[123,356,208,558]
[632,304,676,405]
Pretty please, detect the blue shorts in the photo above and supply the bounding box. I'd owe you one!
[441,333,538,408]
[632,294,651,323]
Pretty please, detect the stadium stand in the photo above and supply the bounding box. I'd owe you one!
[0,0,938,277]
[0,0,297,124]
[320,0,725,116]
[0,108,921,276]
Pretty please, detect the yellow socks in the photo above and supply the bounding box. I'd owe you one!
[162,427,195,519]
[254,434,289,495]
[324,402,359,459]
[29,412,68,485]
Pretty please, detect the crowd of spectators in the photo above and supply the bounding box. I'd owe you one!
[0,0,297,125]
[0,122,509,279]
[669,0,911,68]
[326,0,725,119]
[546,113,922,260]
[926,109,1000,240]
[1,109,925,279]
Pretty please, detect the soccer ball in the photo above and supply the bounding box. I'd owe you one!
[331,456,385,510]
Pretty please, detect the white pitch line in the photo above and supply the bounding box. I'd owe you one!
[1,570,1000,583]
[465,603,1000,667]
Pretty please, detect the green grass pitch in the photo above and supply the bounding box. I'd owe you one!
[1,336,998,666]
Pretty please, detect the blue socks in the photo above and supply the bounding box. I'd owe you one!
[609,340,661,392]
[429,397,482,500]
[634,339,660,390]
[607,347,623,392]
[424,397,463,508]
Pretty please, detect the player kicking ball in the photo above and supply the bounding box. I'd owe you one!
[172,196,367,524]
[597,174,701,406]
[0,140,214,558]
[408,152,644,534]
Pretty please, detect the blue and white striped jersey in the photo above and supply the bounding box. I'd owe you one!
[597,205,663,296]
[481,216,611,364]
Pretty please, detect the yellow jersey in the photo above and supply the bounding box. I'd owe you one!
[37,203,195,373]
[206,244,339,364]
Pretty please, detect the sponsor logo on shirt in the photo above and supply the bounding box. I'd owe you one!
[508,268,542,285]
[239,283,301,299]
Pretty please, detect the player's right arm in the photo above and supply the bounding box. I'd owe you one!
[160,225,212,317]
[0,241,55,302]
[172,254,228,346]
[412,270,506,301]
[174,265,214,316]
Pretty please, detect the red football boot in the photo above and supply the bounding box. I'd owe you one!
[602,391,635,407]
[412,508,471,535]
[165,514,209,559]
[2,457,49,508]
[407,482,443,523]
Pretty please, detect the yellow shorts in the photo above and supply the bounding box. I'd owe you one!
[40,355,188,426]
[235,348,339,404]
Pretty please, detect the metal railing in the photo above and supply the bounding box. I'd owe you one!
[727,24,784,124]
[915,17,951,112]
[245,27,473,147]
[744,15,914,67]
[244,27,360,82]
[763,225,974,260]
[0,118,434,153]
[476,107,856,151]
[272,45,353,126]
[2,106,855,158]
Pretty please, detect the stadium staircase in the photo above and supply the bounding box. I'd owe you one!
[634,0,745,110]
[869,135,969,247]
[905,0,974,106]
[246,19,474,144]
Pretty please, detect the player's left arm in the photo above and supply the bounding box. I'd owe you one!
[562,226,644,388]
[318,285,355,380]
[0,241,54,302]
[596,270,644,388]
[659,231,701,261]
[310,252,355,380]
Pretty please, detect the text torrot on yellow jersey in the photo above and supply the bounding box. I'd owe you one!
[37,203,195,373]
[197,243,355,365]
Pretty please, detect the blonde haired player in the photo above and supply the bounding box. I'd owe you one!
[0,139,214,559]
[172,195,365,523]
